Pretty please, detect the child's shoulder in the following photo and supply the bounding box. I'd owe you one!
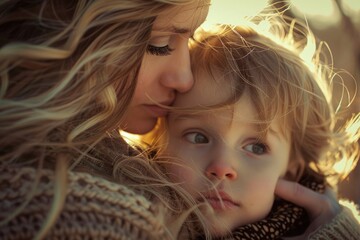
[308,199,360,240]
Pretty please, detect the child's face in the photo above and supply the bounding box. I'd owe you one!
[163,71,292,236]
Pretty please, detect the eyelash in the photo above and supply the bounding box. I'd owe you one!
[146,45,174,56]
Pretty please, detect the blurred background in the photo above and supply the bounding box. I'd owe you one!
[204,0,360,204]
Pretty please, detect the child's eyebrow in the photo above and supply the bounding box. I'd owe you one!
[268,127,283,141]
[170,113,204,122]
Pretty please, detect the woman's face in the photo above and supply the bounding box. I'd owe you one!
[121,1,209,134]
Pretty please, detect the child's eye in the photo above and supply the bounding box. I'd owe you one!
[243,142,268,155]
[146,45,174,56]
[184,132,209,144]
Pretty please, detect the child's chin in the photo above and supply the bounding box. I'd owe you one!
[208,225,233,238]
[202,216,233,238]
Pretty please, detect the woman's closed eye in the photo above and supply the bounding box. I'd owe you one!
[243,142,269,155]
[184,132,209,144]
[146,44,174,56]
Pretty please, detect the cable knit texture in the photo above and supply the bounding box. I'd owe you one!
[1,165,359,240]
[0,166,170,240]
[309,201,360,240]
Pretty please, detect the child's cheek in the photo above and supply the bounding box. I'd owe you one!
[244,177,277,215]
[246,175,278,197]
[167,161,196,182]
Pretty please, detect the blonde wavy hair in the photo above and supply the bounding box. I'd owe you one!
[0,0,199,167]
[127,17,360,238]
[183,21,360,185]
[0,0,210,238]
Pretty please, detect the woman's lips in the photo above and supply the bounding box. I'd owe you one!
[144,99,174,117]
[144,105,169,117]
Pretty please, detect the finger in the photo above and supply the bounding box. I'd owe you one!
[275,178,323,218]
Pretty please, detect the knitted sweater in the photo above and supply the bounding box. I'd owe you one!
[0,166,170,240]
[1,166,359,240]
[309,200,360,240]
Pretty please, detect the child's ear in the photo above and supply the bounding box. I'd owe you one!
[284,157,305,181]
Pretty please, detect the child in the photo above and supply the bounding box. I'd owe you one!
[149,22,360,239]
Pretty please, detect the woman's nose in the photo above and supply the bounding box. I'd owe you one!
[205,161,238,180]
[160,44,194,93]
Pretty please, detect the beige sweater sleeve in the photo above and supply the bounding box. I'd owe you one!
[0,166,170,240]
[309,200,360,240]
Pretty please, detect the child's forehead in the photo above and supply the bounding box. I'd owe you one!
[174,70,234,108]
[171,75,290,139]
[169,97,287,140]
[173,88,254,121]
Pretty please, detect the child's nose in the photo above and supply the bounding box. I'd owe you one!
[205,162,237,180]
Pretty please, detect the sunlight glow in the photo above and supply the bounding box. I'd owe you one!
[342,0,360,22]
[252,18,319,76]
[203,0,269,29]
[204,12,322,89]
[346,115,360,142]
[290,0,340,29]
[334,157,355,174]
[343,0,360,12]
[334,115,360,174]
[299,32,317,72]
[339,199,360,223]
[120,130,141,148]
[291,0,335,16]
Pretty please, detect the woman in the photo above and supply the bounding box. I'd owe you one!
[0,1,209,239]
[0,0,349,239]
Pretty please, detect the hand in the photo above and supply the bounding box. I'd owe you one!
[275,179,341,240]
